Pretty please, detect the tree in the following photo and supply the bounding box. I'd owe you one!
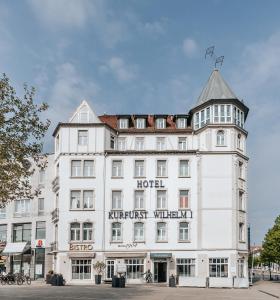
[0,74,50,207]
[261,216,280,279]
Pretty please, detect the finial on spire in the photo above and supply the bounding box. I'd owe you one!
[205,46,224,69]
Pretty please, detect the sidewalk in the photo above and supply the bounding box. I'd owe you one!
[253,281,280,298]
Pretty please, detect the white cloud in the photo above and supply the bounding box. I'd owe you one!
[182,38,198,57]
[100,57,137,83]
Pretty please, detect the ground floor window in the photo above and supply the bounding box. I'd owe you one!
[72,259,92,280]
[35,248,45,279]
[237,259,245,278]
[106,260,115,279]
[209,258,228,278]
[125,258,144,279]
[176,258,195,277]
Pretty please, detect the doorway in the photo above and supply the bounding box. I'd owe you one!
[154,262,167,283]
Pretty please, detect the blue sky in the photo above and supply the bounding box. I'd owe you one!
[0,0,280,244]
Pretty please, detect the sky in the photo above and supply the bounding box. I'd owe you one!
[0,0,280,244]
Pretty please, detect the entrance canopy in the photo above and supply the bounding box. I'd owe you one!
[2,242,30,255]
[150,253,172,259]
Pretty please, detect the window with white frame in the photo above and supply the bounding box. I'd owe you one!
[220,105,225,122]
[134,222,144,242]
[179,222,189,241]
[206,107,211,124]
[112,191,122,210]
[178,137,187,150]
[176,259,195,277]
[36,221,46,239]
[112,222,122,241]
[70,191,81,209]
[125,259,144,279]
[70,222,80,241]
[209,258,228,277]
[179,190,189,209]
[112,160,123,177]
[117,137,126,151]
[179,160,190,177]
[39,169,45,185]
[156,190,167,210]
[239,223,245,242]
[78,130,88,145]
[72,259,91,280]
[38,198,44,215]
[176,118,187,129]
[156,222,167,241]
[0,207,6,219]
[157,160,167,177]
[119,118,129,129]
[136,118,146,129]
[214,105,219,123]
[83,160,94,177]
[156,137,166,151]
[110,135,115,149]
[70,190,94,210]
[237,259,245,278]
[71,160,82,177]
[135,137,145,150]
[83,223,93,241]
[216,130,225,146]
[194,112,199,130]
[134,160,145,177]
[201,109,205,126]
[134,190,144,210]
[156,118,166,129]
[239,191,245,211]
[226,105,231,122]
[83,191,94,209]
[14,199,31,217]
[0,224,7,242]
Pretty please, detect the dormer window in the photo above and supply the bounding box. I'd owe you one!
[136,118,146,129]
[156,118,166,129]
[119,118,129,129]
[176,118,187,129]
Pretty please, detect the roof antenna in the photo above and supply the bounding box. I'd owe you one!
[205,46,224,69]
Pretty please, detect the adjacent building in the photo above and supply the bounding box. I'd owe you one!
[0,69,250,287]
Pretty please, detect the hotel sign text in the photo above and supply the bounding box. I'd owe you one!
[137,180,165,188]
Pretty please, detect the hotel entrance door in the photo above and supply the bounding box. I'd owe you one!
[154,262,167,283]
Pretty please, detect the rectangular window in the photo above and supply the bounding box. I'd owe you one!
[70,223,80,241]
[83,191,94,209]
[135,137,145,151]
[156,190,167,210]
[240,111,244,128]
[134,160,145,177]
[179,222,189,241]
[83,223,93,241]
[125,259,144,279]
[239,191,245,211]
[83,160,94,177]
[78,130,88,146]
[206,107,211,124]
[14,199,31,217]
[194,112,199,129]
[157,160,167,177]
[176,118,186,129]
[220,105,225,122]
[156,222,167,241]
[117,137,126,151]
[226,105,231,123]
[36,221,46,239]
[71,160,82,177]
[156,118,166,129]
[0,207,6,219]
[112,191,122,210]
[239,223,245,242]
[13,223,31,242]
[178,137,187,150]
[179,190,189,209]
[72,259,92,280]
[136,118,146,129]
[156,137,166,151]
[209,258,228,278]
[38,198,44,216]
[110,135,115,149]
[39,169,45,185]
[0,224,7,242]
[200,110,205,126]
[70,191,81,209]
[214,105,219,123]
[134,190,144,210]
[119,118,129,129]
[237,259,245,278]
[112,160,123,178]
[134,222,144,242]
[112,223,122,241]
[179,160,190,177]
[176,259,195,277]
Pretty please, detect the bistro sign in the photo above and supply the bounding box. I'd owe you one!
[69,244,93,251]
[108,210,192,220]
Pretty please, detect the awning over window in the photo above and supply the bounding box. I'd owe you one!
[2,242,29,255]
[150,253,172,259]
[105,252,147,258]
[68,252,96,258]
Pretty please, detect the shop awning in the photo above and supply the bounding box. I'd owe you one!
[2,242,30,255]
[150,253,172,259]
[105,252,147,258]
[68,252,96,258]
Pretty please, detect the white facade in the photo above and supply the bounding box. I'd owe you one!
[0,70,249,287]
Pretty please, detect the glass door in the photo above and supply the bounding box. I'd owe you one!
[106,260,115,280]
[154,262,158,282]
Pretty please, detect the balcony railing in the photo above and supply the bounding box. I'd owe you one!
[52,176,60,192]
[50,241,58,252]
[51,208,59,223]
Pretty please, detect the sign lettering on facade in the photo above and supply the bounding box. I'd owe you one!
[69,244,93,251]
[137,180,165,188]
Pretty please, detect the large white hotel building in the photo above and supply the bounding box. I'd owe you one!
[0,70,249,287]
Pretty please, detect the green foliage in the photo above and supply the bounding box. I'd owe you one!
[261,215,280,265]
[93,261,106,275]
[0,74,50,207]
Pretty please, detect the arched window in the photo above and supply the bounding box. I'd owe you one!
[134,222,144,242]
[216,130,225,146]
[179,222,189,241]
[112,222,122,242]
[70,222,80,241]
[83,223,93,241]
